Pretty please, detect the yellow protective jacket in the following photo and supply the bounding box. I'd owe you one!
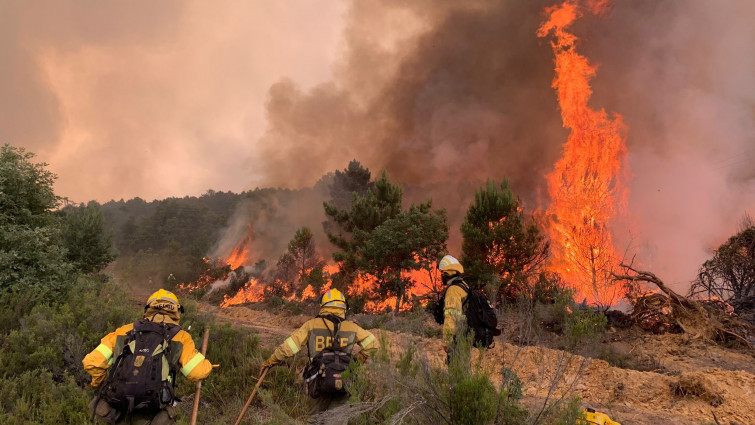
[82,316,212,388]
[268,306,378,363]
[442,277,469,345]
[579,409,621,425]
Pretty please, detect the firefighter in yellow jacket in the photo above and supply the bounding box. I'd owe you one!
[82,289,213,425]
[438,255,468,353]
[262,289,378,417]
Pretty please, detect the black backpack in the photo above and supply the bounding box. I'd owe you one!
[433,281,499,348]
[100,319,182,416]
[303,316,352,399]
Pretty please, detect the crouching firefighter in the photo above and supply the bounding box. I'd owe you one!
[82,289,213,424]
[262,289,378,418]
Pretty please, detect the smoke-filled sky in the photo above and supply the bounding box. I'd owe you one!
[3,0,754,290]
[1,0,346,202]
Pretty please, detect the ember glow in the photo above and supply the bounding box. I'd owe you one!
[538,0,630,306]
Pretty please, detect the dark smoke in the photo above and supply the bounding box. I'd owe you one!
[253,0,755,291]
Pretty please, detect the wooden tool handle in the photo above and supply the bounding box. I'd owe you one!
[189,328,211,425]
[233,366,270,425]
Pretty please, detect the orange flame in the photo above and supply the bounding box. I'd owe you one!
[189,235,440,312]
[538,0,629,306]
[226,224,253,270]
[221,278,264,307]
[346,264,440,313]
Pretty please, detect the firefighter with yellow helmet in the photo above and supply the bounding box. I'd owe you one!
[262,288,378,417]
[438,255,468,350]
[82,289,213,424]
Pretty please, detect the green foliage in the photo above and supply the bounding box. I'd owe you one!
[561,306,607,353]
[0,370,90,425]
[360,202,448,310]
[325,170,403,273]
[461,179,547,300]
[340,329,527,425]
[60,201,116,274]
[451,372,499,424]
[0,144,59,226]
[530,271,569,304]
[0,145,72,297]
[545,396,586,425]
[327,159,372,211]
[0,278,137,383]
[325,170,448,310]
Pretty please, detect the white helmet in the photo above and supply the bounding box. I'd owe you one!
[438,255,464,275]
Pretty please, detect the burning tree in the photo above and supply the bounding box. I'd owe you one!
[273,226,326,296]
[460,179,548,300]
[324,170,448,311]
[690,217,755,317]
[538,1,630,308]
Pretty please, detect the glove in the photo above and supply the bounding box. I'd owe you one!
[353,351,368,364]
[261,357,279,369]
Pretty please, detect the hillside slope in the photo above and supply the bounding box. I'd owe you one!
[206,304,755,425]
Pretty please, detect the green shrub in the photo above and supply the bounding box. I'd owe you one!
[451,373,499,424]
[0,370,90,425]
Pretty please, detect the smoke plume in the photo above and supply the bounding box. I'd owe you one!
[255,0,755,291]
[4,1,753,291]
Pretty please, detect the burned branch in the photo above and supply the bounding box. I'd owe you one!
[612,263,754,349]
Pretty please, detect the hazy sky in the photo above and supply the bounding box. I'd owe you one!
[1,0,346,203]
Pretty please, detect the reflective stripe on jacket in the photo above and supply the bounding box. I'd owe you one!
[269,306,378,363]
[443,278,469,345]
[82,320,212,387]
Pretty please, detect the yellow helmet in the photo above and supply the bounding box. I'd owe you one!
[146,289,183,312]
[320,289,347,309]
[438,255,464,275]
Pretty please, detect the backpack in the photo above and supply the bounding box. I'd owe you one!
[303,316,352,399]
[433,280,500,348]
[100,319,182,416]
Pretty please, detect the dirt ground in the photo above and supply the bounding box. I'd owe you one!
[207,304,755,425]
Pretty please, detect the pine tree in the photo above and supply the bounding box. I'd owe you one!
[325,170,448,310]
[461,179,547,299]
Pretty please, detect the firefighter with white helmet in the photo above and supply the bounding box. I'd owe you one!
[438,255,468,352]
[262,288,378,417]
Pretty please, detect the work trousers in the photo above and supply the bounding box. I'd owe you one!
[307,392,349,425]
[90,397,177,425]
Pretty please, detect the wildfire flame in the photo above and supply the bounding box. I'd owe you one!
[538,0,629,306]
[214,260,439,312]
[226,224,253,270]
[220,278,264,307]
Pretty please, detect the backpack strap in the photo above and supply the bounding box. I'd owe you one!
[162,324,182,390]
[445,278,470,308]
[317,315,343,348]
